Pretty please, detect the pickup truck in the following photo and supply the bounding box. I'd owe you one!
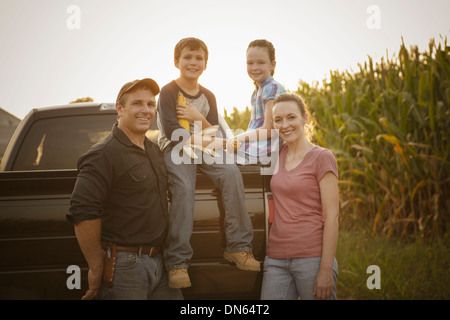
[0,103,273,300]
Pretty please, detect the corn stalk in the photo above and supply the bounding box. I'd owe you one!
[296,37,449,239]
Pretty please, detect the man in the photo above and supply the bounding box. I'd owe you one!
[67,78,183,300]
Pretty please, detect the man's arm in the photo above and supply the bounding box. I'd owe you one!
[74,218,103,300]
[68,149,112,299]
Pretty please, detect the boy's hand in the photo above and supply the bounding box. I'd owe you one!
[176,102,203,122]
[206,137,226,151]
[226,138,241,154]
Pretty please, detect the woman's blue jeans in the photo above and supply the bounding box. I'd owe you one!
[260,256,338,300]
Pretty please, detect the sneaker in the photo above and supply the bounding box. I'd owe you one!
[168,268,191,288]
[223,251,260,271]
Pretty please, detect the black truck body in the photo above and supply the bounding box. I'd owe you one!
[0,103,273,299]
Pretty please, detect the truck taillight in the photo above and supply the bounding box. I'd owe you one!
[267,194,274,224]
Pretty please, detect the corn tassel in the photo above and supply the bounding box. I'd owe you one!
[177,93,190,130]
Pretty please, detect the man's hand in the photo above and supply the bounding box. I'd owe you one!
[74,219,104,300]
[82,266,103,300]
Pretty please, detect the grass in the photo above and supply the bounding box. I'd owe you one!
[335,229,450,300]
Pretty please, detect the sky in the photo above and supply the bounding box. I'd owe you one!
[0,0,449,120]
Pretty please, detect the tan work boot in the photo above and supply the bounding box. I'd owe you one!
[223,251,260,271]
[168,268,191,289]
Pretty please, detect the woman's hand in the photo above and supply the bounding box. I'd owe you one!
[313,268,334,300]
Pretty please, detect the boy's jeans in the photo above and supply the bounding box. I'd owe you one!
[163,147,254,271]
[260,256,338,300]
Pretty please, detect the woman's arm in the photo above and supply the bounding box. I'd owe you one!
[314,171,339,300]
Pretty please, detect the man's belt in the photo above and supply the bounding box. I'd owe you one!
[102,242,159,257]
[116,245,160,257]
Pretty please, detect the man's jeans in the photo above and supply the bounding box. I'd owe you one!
[163,147,254,271]
[97,252,183,300]
[260,256,338,300]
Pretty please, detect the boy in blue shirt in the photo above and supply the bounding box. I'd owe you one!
[157,37,260,289]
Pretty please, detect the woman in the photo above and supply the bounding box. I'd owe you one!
[260,92,339,300]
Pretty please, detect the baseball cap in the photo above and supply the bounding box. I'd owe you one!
[116,78,160,103]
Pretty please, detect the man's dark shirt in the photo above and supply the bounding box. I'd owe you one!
[67,124,168,247]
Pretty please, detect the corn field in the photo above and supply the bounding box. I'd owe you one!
[296,37,449,239]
